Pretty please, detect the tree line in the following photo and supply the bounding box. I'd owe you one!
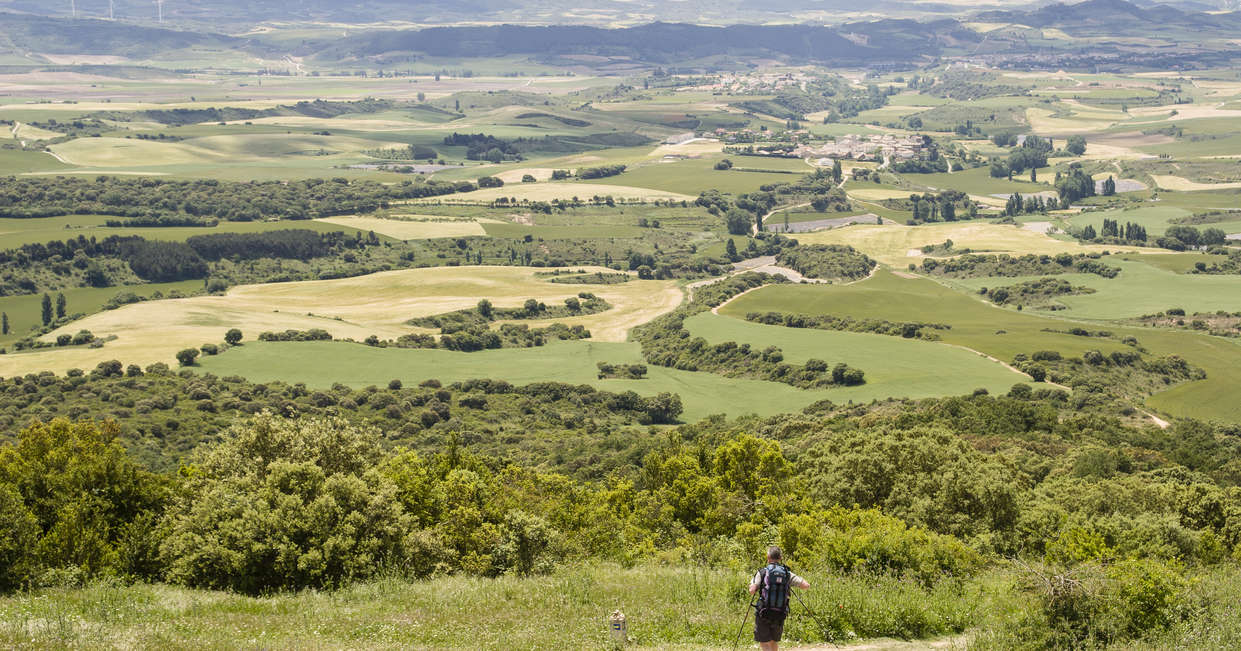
[0,175,477,222]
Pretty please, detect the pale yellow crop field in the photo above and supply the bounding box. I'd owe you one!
[416,182,696,203]
[12,122,64,141]
[2,267,680,375]
[313,215,500,239]
[494,168,556,183]
[1026,108,1118,134]
[1151,175,1241,191]
[847,188,917,201]
[48,134,405,167]
[646,140,725,158]
[793,222,1149,266]
[1131,103,1241,121]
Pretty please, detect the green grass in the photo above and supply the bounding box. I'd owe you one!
[683,312,1030,401]
[0,149,71,175]
[901,166,1052,196]
[0,215,376,250]
[945,259,1241,321]
[718,270,1241,422]
[199,340,834,423]
[591,159,803,196]
[1062,205,1194,238]
[0,564,980,649]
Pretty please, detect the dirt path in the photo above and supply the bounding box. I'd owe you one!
[43,148,70,164]
[1141,409,1171,430]
[788,635,968,650]
[705,264,879,315]
[941,342,1069,389]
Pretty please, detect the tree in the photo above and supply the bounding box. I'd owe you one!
[176,348,200,366]
[477,299,493,318]
[84,262,110,288]
[714,158,733,170]
[1201,228,1227,246]
[55,293,66,319]
[0,419,167,584]
[1066,135,1087,156]
[832,159,843,184]
[643,392,684,424]
[225,329,243,345]
[159,414,407,593]
[1,312,8,335]
[1030,168,1037,183]
[725,238,739,261]
[725,208,752,235]
[40,293,52,326]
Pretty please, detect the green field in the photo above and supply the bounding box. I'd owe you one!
[719,270,1241,422]
[200,339,832,422]
[683,312,1031,400]
[592,159,803,195]
[945,259,1241,321]
[901,166,1052,196]
[0,214,375,249]
[1060,205,1241,239]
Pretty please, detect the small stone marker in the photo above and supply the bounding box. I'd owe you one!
[609,609,627,646]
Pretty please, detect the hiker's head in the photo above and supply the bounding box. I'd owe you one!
[766,546,782,563]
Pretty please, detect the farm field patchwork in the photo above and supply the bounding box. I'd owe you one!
[1,266,679,376]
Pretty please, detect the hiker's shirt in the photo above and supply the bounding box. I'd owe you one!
[750,567,804,591]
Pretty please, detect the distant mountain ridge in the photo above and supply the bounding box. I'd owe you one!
[0,0,1238,68]
[973,0,1241,32]
[314,21,977,64]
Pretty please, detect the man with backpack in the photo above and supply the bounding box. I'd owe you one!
[748,546,810,651]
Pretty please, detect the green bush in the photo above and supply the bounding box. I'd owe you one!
[159,414,406,593]
[0,420,167,585]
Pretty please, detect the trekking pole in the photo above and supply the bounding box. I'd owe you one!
[732,598,755,651]
[792,589,838,647]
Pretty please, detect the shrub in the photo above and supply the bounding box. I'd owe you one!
[0,420,167,584]
[159,414,405,593]
[176,348,199,366]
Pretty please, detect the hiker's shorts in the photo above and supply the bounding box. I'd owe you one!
[754,614,784,643]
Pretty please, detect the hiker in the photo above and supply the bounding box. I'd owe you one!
[748,546,810,651]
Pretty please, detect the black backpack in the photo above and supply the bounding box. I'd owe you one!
[755,563,792,622]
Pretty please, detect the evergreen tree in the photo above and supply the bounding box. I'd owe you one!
[55,293,66,319]
[725,238,738,261]
[831,159,843,184]
[1,312,7,335]
[1030,168,1037,183]
[40,294,52,326]
[1102,176,1116,196]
